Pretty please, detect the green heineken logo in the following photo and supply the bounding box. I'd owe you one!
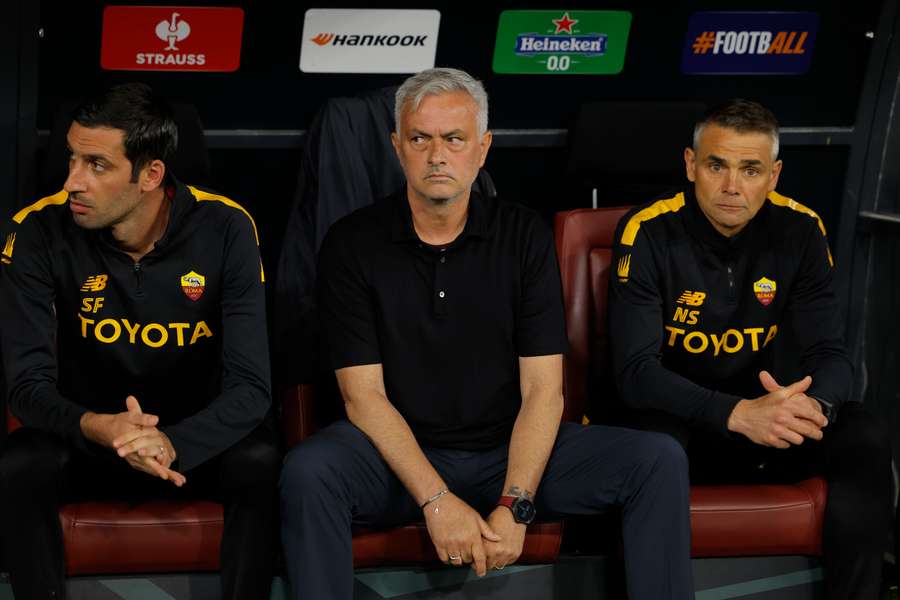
[493,10,632,75]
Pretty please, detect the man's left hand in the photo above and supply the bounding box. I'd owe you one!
[112,404,185,486]
[482,506,526,572]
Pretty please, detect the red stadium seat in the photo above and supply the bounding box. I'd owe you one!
[554,206,825,557]
[5,412,225,574]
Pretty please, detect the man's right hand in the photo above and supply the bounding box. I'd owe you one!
[727,371,828,448]
[423,492,501,577]
[80,395,159,448]
[80,396,186,486]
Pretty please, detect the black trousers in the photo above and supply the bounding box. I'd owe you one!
[620,401,892,600]
[0,424,281,600]
[280,420,694,600]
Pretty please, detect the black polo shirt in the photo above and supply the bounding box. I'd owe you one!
[318,189,568,450]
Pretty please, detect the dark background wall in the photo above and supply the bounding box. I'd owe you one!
[23,0,882,278]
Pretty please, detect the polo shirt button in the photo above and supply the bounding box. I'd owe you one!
[440,256,446,263]
[439,291,445,298]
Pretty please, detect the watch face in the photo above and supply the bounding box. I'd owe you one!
[512,498,536,524]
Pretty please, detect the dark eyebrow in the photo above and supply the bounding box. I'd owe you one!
[442,130,465,138]
[705,154,763,167]
[67,145,112,163]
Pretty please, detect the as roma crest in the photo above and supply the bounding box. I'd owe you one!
[753,277,776,306]
[181,271,205,301]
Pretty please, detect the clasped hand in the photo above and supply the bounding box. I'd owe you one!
[81,395,186,486]
[423,492,525,576]
[727,371,828,448]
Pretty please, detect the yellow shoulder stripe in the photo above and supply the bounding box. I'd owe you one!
[187,185,266,282]
[767,191,833,266]
[187,186,260,244]
[767,192,827,236]
[620,192,686,246]
[12,190,68,224]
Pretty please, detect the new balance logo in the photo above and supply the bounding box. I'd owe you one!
[1,233,14,264]
[676,290,706,306]
[81,274,109,292]
[617,254,631,282]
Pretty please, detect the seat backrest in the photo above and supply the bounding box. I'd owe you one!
[554,207,631,421]
[566,102,704,207]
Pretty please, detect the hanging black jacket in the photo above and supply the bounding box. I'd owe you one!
[608,188,851,435]
[0,179,271,471]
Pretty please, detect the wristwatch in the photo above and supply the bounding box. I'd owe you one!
[497,495,536,524]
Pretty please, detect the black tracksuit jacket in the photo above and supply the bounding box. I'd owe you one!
[0,179,270,471]
[608,188,852,435]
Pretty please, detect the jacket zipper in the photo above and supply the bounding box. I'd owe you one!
[726,263,735,301]
[134,261,143,295]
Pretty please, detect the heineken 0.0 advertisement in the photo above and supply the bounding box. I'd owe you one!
[493,10,632,75]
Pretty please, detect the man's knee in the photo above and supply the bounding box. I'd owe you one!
[625,431,689,491]
[644,431,689,475]
[280,432,355,505]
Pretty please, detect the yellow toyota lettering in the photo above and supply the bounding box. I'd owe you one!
[709,332,726,357]
[77,315,213,348]
[722,329,744,354]
[190,321,213,345]
[665,325,685,347]
[667,325,774,356]
[683,331,708,354]
[78,313,94,337]
[121,319,140,344]
[94,318,121,344]
[744,328,765,351]
[169,322,190,347]
[141,323,168,348]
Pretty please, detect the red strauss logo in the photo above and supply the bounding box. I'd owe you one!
[311,33,335,45]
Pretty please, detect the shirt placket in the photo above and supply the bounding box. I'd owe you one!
[433,247,449,317]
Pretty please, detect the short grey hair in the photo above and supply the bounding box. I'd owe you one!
[693,98,780,161]
[394,68,489,136]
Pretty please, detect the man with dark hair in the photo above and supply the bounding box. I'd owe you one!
[0,82,279,600]
[608,98,892,599]
[280,68,694,600]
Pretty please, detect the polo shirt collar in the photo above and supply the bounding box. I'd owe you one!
[390,188,492,244]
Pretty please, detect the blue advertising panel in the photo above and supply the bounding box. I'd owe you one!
[682,12,819,75]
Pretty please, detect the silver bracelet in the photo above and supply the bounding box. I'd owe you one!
[420,488,449,509]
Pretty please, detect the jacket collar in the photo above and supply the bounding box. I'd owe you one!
[682,187,769,254]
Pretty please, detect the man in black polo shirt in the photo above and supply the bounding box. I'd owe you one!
[280,68,694,600]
